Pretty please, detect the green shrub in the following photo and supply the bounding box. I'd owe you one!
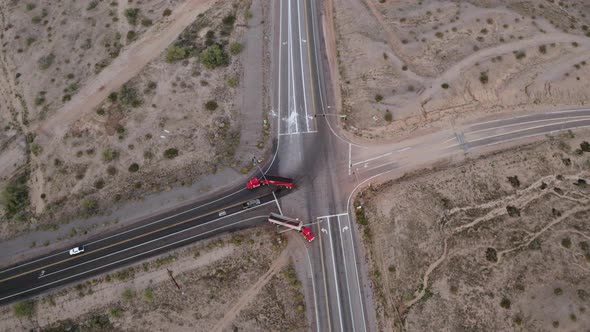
[441,83,449,89]
[165,45,187,63]
[580,141,590,152]
[143,288,154,302]
[554,287,563,295]
[82,199,98,214]
[128,163,139,173]
[223,15,236,26]
[124,8,140,25]
[25,4,36,11]
[163,8,172,16]
[122,288,135,302]
[205,100,218,111]
[374,94,383,102]
[164,148,179,159]
[110,306,123,318]
[229,42,244,55]
[141,18,152,27]
[500,297,511,309]
[200,44,229,69]
[227,76,238,88]
[13,301,35,318]
[30,143,42,156]
[38,54,55,70]
[479,72,489,84]
[561,238,571,248]
[1,174,29,218]
[384,110,392,122]
[126,30,137,43]
[87,1,99,10]
[119,85,141,107]
[102,148,118,162]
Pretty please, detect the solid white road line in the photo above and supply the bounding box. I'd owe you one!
[38,201,277,279]
[327,220,344,331]
[0,251,67,275]
[464,115,590,136]
[474,125,590,150]
[467,108,590,127]
[348,144,352,175]
[446,118,590,148]
[305,246,321,332]
[547,108,590,114]
[351,152,392,167]
[278,130,318,136]
[338,215,356,332]
[278,0,283,136]
[288,0,299,134]
[0,216,268,302]
[317,213,348,219]
[297,0,310,132]
[366,160,397,172]
[344,215,367,332]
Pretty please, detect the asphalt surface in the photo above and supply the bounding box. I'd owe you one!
[0,186,281,304]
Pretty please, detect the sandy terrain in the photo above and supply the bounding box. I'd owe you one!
[357,128,590,331]
[0,228,308,331]
[329,0,590,140]
[0,0,271,239]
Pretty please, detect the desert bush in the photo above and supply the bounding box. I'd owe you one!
[124,8,140,25]
[141,18,152,27]
[25,4,36,11]
[1,174,29,218]
[163,8,172,16]
[485,247,498,262]
[119,85,141,107]
[375,94,383,102]
[128,163,139,173]
[538,44,547,54]
[227,76,238,88]
[561,238,571,248]
[87,1,99,10]
[479,71,489,84]
[13,301,35,318]
[165,45,187,63]
[223,14,236,26]
[229,42,244,55]
[506,205,520,217]
[30,143,42,156]
[500,297,511,309]
[554,287,563,295]
[102,148,118,162]
[38,54,55,70]
[514,51,526,60]
[435,31,444,38]
[81,199,98,214]
[126,30,137,43]
[384,110,392,122]
[200,44,229,69]
[441,83,449,89]
[580,141,590,152]
[507,176,520,188]
[143,288,154,302]
[164,148,179,159]
[205,100,218,111]
[110,306,123,318]
[122,288,135,302]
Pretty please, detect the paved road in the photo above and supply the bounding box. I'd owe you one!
[0,188,281,304]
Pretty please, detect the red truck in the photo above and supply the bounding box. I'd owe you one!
[247,175,294,189]
[268,213,315,243]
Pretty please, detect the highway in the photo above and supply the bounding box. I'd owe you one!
[0,187,281,304]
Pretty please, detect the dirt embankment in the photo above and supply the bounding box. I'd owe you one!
[357,129,590,331]
[330,0,590,141]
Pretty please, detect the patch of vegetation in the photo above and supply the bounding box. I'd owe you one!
[119,84,141,107]
[507,176,520,188]
[13,300,35,318]
[128,163,140,173]
[226,75,238,88]
[1,173,29,219]
[354,202,368,226]
[143,288,154,302]
[87,1,99,10]
[124,8,140,26]
[375,94,383,102]
[384,110,392,122]
[506,205,520,217]
[81,199,98,214]
[441,83,449,89]
[479,71,489,84]
[38,53,55,70]
[485,247,498,262]
[554,287,563,295]
[165,45,188,63]
[163,8,172,16]
[110,306,123,318]
[122,288,135,302]
[538,44,547,54]
[580,141,590,152]
[514,51,526,60]
[126,30,137,43]
[229,42,244,55]
[164,148,179,159]
[102,148,118,162]
[500,297,511,309]
[205,100,219,111]
[200,44,229,69]
[561,238,571,248]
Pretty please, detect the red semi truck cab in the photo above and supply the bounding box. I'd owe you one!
[247,175,294,189]
[300,227,315,242]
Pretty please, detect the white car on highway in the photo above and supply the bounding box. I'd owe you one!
[69,247,85,255]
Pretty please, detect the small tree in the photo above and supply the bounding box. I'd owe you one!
[122,288,135,302]
[205,100,218,111]
[38,54,55,70]
[128,163,140,173]
[162,8,172,16]
[441,83,449,89]
[384,110,393,122]
[124,8,140,25]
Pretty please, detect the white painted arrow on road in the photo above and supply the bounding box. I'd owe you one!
[321,228,327,234]
[342,226,349,233]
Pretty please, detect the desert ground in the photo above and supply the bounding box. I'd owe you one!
[356,128,590,331]
[0,228,309,332]
[330,0,590,140]
[0,0,271,239]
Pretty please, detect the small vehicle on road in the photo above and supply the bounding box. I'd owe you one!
[242,199,261,209]
[69,247,85,255]
[218,210,227,217]
[247,175,294,189]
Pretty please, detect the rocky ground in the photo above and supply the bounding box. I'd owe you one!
[357,128,590,331]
